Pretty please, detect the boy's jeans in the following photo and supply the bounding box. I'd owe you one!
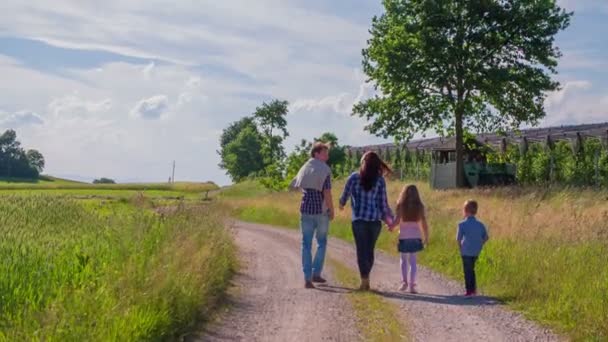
[301,214,329,281]
[462,255,478,293]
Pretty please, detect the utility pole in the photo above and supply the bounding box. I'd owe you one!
[171,161,176,184]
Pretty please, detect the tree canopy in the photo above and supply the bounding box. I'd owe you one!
[0,129,45,179]
[354,0,571,186]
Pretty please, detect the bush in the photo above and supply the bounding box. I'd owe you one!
[93,178,116,184]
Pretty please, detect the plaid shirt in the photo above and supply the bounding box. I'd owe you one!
[300,176,331,215]
[339,172,393,222]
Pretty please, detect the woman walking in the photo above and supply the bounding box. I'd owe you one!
[339,151,393,291]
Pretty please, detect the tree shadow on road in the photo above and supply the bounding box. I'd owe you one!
[373,290,501,307]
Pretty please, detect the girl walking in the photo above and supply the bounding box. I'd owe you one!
[339,151,394,291]
[389,185,429,293]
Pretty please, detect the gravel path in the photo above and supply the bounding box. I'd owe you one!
[196,221,564,342]
[193,221,361,342]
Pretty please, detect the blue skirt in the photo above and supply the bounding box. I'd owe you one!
[398,239,424,253]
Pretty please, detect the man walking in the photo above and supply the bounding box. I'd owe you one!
[291,142,334,289]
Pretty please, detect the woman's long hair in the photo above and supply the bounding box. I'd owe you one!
[397,185,424,221]
[359,151,392,191]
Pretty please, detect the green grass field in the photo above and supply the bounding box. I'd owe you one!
[0,186,234,340]
[224,180,608,341]
[0,177,218,192]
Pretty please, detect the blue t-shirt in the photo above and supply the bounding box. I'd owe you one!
[457,216,488,257]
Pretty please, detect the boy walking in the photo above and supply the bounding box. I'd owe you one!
[457,200,489,297]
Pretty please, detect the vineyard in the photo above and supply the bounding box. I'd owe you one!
[340,123,608,187]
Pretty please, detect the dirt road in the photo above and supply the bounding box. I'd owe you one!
[196,221,562,342]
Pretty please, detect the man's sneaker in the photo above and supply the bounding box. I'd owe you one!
[464,291,475,298]
[398,282,408,292]
[312,275,327,283]
[409,284,418,294]
[305,281,315,289]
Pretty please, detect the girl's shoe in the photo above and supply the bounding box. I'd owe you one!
[409,284,418,294]
[398,282,408,292]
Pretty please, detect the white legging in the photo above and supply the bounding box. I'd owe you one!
[400,253,417,284]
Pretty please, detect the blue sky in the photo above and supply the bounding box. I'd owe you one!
[0,0,606,185]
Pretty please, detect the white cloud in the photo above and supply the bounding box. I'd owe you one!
[0,110,44,127]
[545,80,592,107]
[129,95,169,120]
[543,80,607,125]
[48,94,112,119]
[291,93,352,115]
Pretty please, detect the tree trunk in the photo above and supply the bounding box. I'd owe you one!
[455,107,465,188]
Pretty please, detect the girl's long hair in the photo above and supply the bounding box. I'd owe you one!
[397,185,424,221]
[359,151,392,191]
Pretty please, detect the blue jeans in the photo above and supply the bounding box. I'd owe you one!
[300,214,329,281]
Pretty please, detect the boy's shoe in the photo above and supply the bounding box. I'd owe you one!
[398,282,408,292]
[312,275,327,283]
[464,291,475,298]
[305,281,315,289]
[409,284,418,294]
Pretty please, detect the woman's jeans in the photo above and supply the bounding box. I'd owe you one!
[301,214,329,281]
[352,220,382,278]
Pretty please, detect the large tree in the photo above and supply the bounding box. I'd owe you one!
[26,149,45,174]
[315,132,347,172]
[221,126,266,182]
[219,117,257,150]
[218,118,266,182]
[354,0,571,186]
[253,99,289,164]
[0,129,44,178]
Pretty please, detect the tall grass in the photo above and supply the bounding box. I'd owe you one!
[225,181,608,341]
[0,197,235,341]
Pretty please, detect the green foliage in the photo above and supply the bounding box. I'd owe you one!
[218,117,266,182]
[221,126,266,182]
[93,177,116,184]
[353,0,571,186]
[0,130,45,179]
[315,132,347,176]
[392,146,403,179]
[490,138,608,187]
[253,99,290,164]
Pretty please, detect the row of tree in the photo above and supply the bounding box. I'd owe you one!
[0,130,45,179]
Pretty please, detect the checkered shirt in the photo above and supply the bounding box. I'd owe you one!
[300,175,331,215]
[339,172,393,222]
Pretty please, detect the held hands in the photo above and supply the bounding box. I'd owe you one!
[328,208,335,221]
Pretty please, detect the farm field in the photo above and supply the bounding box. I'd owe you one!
[224,180,608,341]
[0,184,234,341]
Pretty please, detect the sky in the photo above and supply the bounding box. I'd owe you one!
[0,0,606,185]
